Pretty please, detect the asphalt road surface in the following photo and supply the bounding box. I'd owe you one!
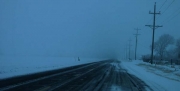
[0,60,152,91]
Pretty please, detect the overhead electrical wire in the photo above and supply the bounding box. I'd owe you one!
[156,0,167,20]
[141,0,179,53]
[143,1,166,27]
[158,0,167,11]
[161,6,180,24]
[166,10,180,23]
[144,0,177,30]
[144,0,168,27]
[161,0,175,14]
[157,0,175,20]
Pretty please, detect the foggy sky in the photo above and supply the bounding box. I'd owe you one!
[0,0,180,58]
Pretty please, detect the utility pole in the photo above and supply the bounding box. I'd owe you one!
[145,2,163,64]
[126,44,128,60]
[128,39,132,60]
[134,28,140,60]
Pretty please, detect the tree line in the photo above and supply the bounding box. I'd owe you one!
[142,34,180,64]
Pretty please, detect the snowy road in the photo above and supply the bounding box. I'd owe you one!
[0,60,149,91]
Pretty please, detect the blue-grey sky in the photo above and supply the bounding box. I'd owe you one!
[0,0,180,58]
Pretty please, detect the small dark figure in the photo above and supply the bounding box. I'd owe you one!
[78,57,80,61]
[171,59,172,66]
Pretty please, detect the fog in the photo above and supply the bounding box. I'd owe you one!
[0,0,180,59]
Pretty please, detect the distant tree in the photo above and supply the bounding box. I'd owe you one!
[154,34,174,60]
[166,48,177,60]
[176,38,180,59]
[142,54,151,62]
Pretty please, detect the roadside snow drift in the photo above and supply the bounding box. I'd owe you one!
[121,60,180,91]
[0,56,106,79]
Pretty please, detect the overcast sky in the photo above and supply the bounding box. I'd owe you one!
[0,0,180,59]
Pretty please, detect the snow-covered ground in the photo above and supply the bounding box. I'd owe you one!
[0,55,106,79]
[1,56,180,91]
[121,60,180,91]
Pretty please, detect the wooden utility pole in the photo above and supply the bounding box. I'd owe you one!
[128,39,132,60]
[125,44,128,60]
[145,2,162,64]
[134,28,140,60]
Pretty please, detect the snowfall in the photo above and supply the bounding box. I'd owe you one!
[1,56,180,91]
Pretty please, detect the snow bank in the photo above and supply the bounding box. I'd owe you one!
[121,60,180,91]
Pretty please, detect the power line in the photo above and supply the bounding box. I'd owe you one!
[167,10,180,22]
[145,1,166,29]
[157,0,175,20]
[146,1,175,27]
[161,6,180,24]
[158,0,167,11]
[161,0,175,14]
[145,1,167,28]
